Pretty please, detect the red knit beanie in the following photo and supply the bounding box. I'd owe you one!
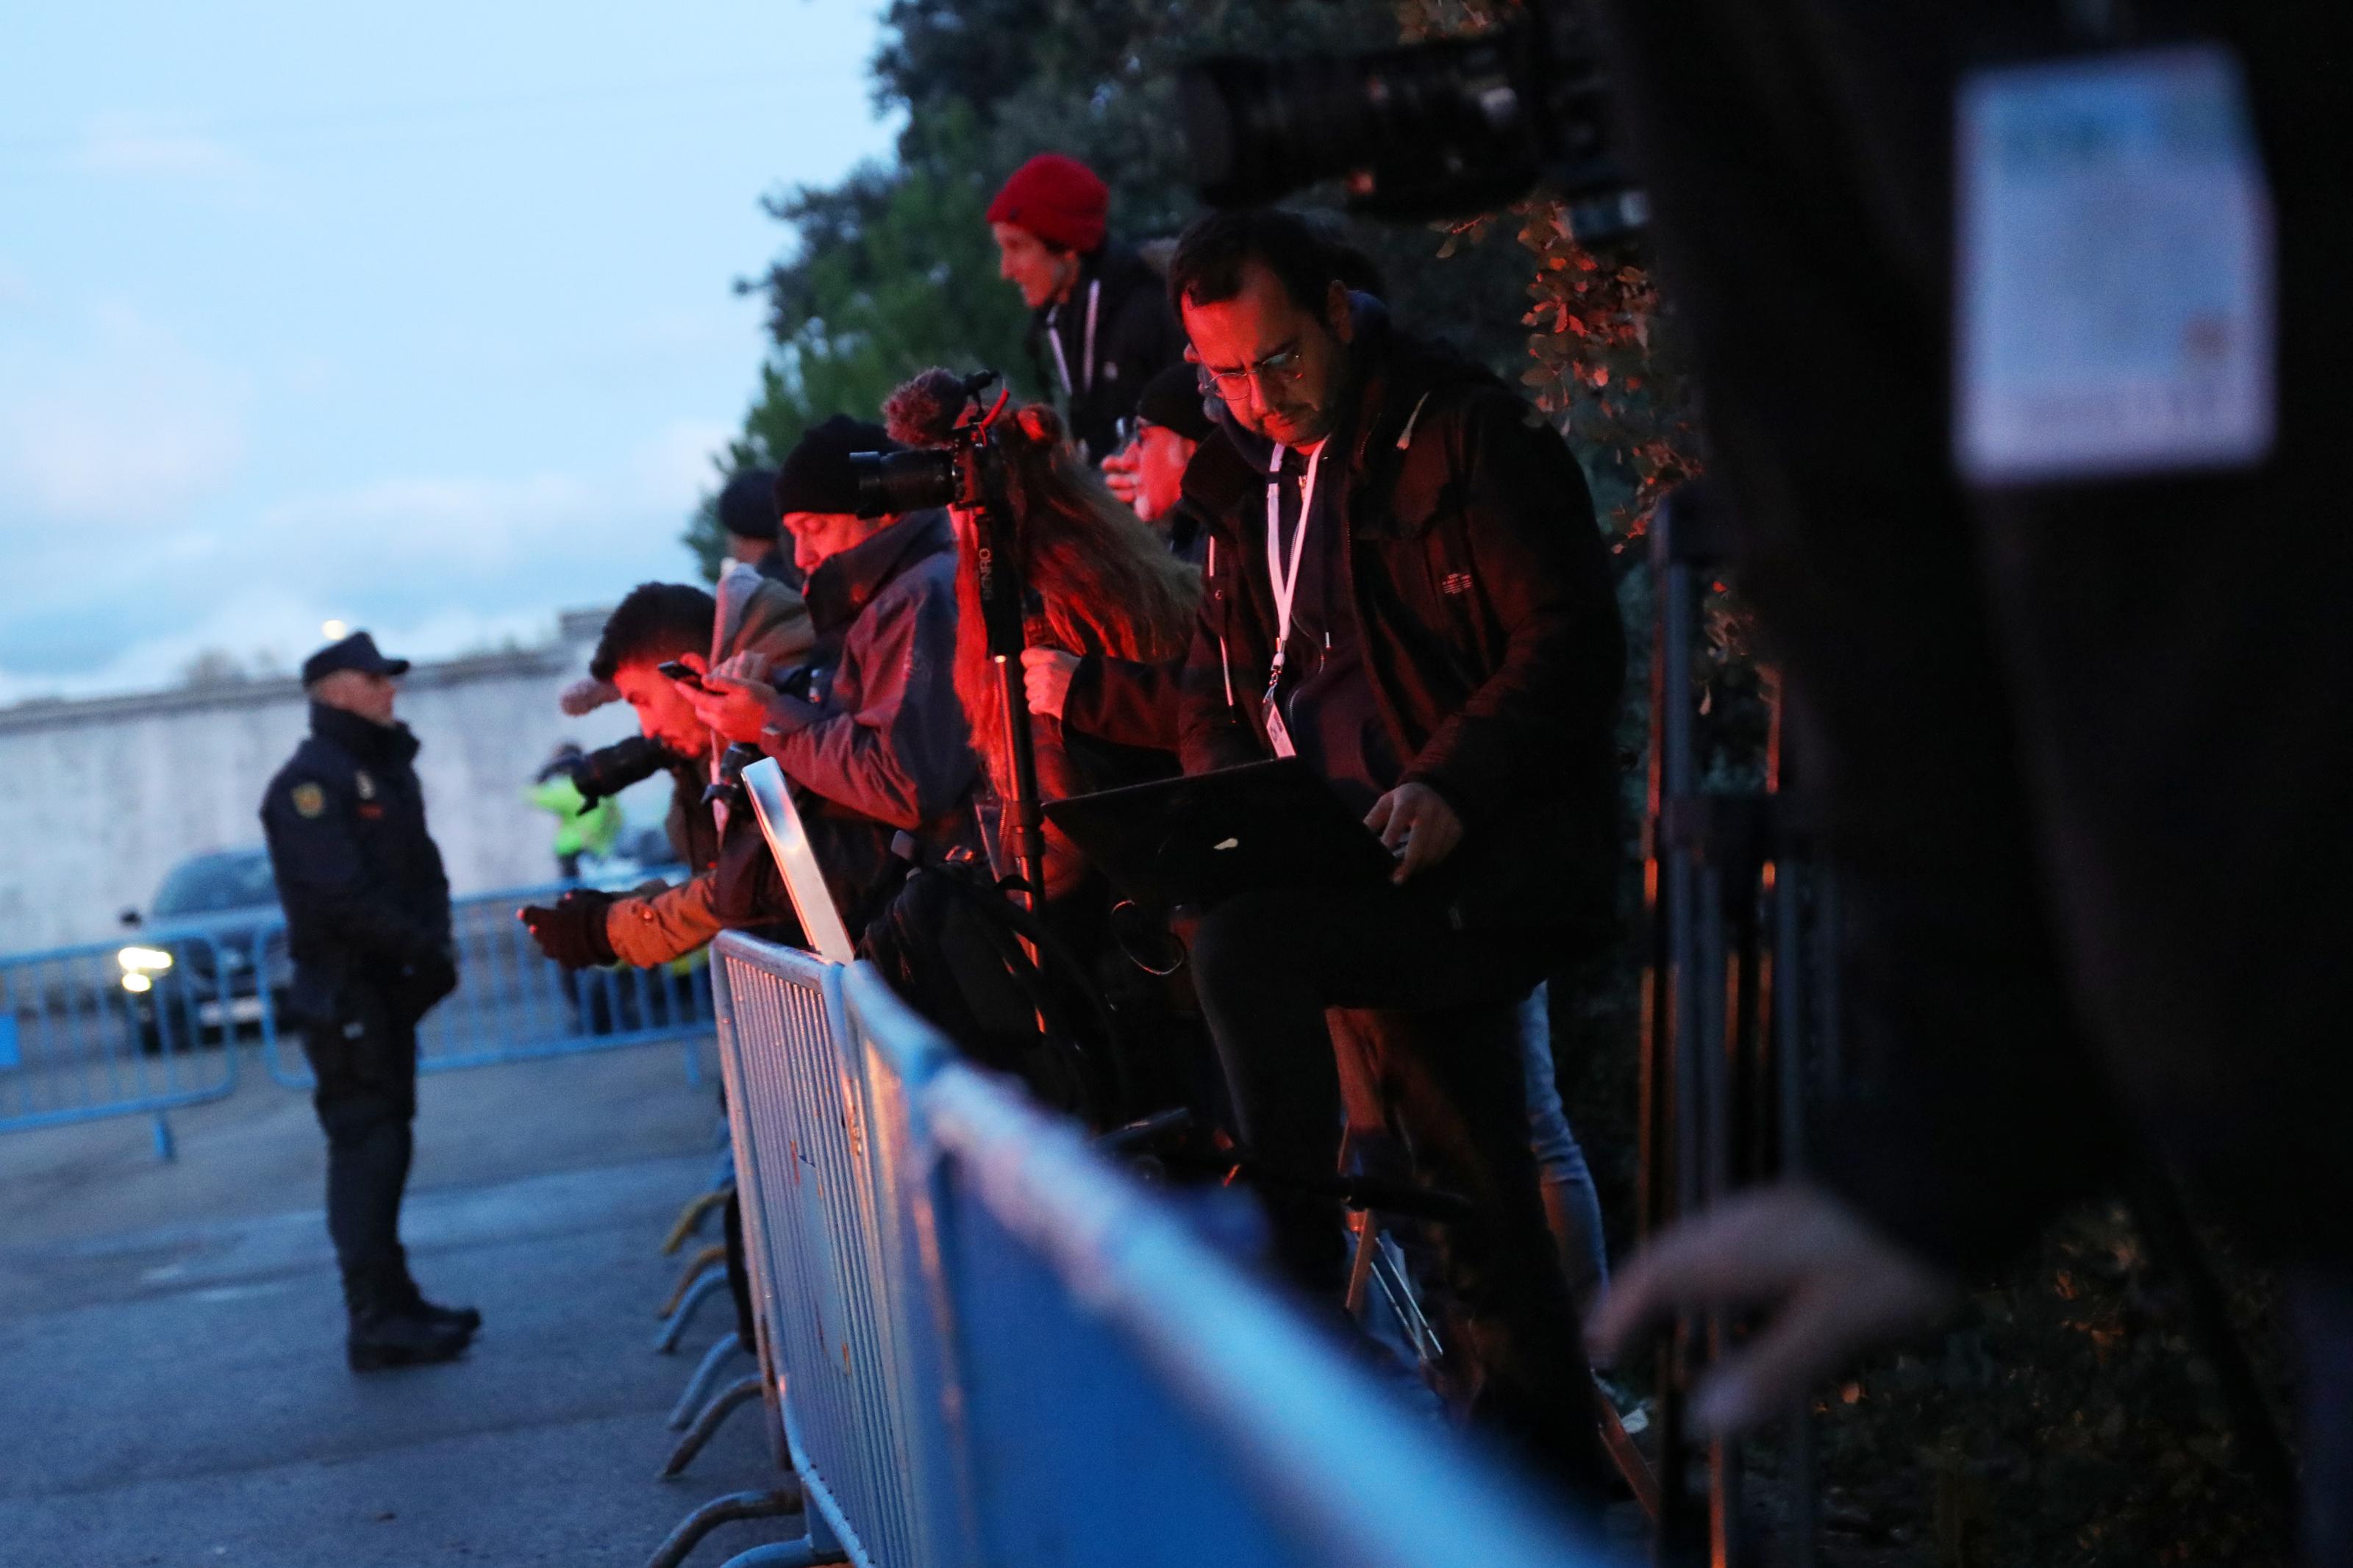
[987,154,1109,254]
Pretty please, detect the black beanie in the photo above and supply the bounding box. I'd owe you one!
[774,415,899,516]
[717,466,781,540]
[1135,362,1216,444]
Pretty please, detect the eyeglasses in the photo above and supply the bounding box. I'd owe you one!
[1197,345,1308,399]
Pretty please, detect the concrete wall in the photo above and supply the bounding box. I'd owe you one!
[0,610,639,954]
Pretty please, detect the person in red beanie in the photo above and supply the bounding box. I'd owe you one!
[987,152,1185,463]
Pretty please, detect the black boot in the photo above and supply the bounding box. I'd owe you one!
[344,1269,473,1373]
[388,1246,483,1334]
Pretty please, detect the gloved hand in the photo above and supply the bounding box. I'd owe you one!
[518,889,618,970]
[410,946,459,1006]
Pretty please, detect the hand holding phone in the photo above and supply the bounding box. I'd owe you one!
[656,659,708,692]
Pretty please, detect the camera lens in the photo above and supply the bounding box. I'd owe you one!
[1183,36,1538,219]
[849,448,959,518]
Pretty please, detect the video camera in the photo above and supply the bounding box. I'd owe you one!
[1180,0,1643,237]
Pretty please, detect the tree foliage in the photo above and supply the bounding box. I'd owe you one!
[687,0,1544,576]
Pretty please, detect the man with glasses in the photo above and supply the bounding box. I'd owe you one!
[1165,208,1626,1501]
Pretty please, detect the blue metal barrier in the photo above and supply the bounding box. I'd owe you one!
[263,883,713,1091]
[0,930,245,1157]
[711,938,951,1568]
[711,931,1624,1568]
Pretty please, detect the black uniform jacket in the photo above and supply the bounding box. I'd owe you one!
[1176,302,1627,946]
[261,704,453,1021]
[1026,242,1188,462]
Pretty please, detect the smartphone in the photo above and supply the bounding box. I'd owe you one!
[656,660,708,692]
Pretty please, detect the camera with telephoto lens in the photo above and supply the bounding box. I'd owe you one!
[849,370,1010,519]
[567,733,675,809]
[1180,0,1643,236]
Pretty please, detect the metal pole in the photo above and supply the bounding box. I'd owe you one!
[971,465,1046,913]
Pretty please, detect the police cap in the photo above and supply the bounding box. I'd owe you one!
[301,631,411,687]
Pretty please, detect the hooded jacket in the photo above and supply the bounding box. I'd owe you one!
[602,576,817,967]
[1028,242,1188,462]
[1177,297,1626,944]
[759,509,976,842]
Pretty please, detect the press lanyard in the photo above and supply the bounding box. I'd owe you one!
[1260,440,1324,757]
[1046,278,1103,398]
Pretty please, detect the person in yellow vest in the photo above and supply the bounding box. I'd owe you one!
[526,743,623,883]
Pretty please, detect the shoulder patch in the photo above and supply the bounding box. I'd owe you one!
[290,782,326,819]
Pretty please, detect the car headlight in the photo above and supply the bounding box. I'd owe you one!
[117,946,174,974]
[121,972,154,994]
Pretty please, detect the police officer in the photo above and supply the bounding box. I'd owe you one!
[262,631,479,1371]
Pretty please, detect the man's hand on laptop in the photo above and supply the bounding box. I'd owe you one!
[1364,783,1462,884]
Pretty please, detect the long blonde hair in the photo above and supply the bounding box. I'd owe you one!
[940,399,1200,795]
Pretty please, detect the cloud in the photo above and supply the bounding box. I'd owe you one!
[0,301,251,526]
[0,587,561,709]
[74,118,254,183]
[635,417,738,496]
[0,419,729,708]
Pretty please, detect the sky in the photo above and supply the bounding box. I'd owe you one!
[0,0,899,704]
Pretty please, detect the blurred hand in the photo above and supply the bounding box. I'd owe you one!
[688,668,776,748]
[1099,443,1142,506]
[1363,783,1463,884]
[518,889,618,970]
[1587,1182,1957,1438]
[1021,647,1081,720]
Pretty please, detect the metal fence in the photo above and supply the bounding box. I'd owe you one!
[0,882,715,1152]
[252,884,714,1091]
[0,930,247,1157]
[713,931,1624,1568]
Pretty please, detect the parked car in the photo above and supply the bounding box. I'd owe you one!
[118,848,291,1054]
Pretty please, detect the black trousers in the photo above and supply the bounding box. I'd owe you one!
[1185,884,1603,1492]
[302,984,418,1307]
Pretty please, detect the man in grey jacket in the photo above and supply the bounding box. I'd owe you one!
[689,415,979,891]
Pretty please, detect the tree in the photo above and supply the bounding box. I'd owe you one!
[686,0,1546,576]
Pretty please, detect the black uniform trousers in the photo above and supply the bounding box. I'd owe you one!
[301,982,419,1304]
[1185,883,1603,1495]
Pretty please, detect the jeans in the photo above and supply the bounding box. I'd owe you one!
[1520,987,1610,1312]
[2298,1267,2353,1567]
[1187,882,1607,1494]
[1338,985,1611,1313]
[301,984,418,1309]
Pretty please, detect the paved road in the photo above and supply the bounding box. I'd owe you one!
[0,1039,794,1567]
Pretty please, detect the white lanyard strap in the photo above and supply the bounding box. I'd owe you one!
[1043,278,1103,398]
[1263,440,1324,687]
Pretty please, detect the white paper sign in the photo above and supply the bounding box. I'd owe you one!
[1954,45,2274,485]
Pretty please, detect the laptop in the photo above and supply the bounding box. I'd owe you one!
[1042,759,1397,912]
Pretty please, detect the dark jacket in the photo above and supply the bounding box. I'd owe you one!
[1588,0,2353,1271]
[1176,299,1626,942]
[760,510,977,849]
[1027,242,1188,462]
[261,704,452,1020]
